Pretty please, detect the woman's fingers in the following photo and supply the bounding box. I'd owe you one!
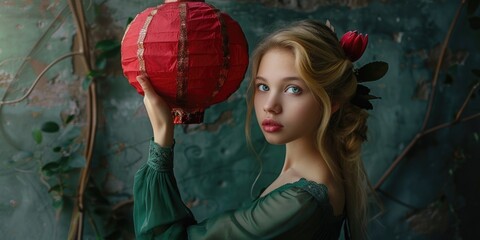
[135,75,173,124]
[136,75,155,97]
[135,76,174,147]
[137,75,164,106]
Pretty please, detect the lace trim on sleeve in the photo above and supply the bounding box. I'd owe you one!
[147,139,174,171]
[297,179,329,206]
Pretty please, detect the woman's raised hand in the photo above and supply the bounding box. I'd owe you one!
[136,76,174,147]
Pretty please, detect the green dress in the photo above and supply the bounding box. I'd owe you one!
[133,140,346,240]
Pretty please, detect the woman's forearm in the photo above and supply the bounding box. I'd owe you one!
[153,121,174,148]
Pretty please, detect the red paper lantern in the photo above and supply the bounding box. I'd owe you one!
[121,0,249,124]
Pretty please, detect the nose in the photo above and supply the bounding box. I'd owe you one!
[263,94,282,114]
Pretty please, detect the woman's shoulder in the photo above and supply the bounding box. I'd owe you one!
[265,174,345,217]
[293,164,346,216]
[260,178,330,206]
[255,178,344,224]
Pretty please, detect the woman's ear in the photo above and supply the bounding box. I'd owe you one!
[331,102,340,114]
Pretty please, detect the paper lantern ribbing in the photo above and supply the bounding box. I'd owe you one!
[121,0,249,124]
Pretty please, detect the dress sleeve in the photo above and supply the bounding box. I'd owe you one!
[187,187,321,239]
[134,140,325,240]
[133,140,195,239]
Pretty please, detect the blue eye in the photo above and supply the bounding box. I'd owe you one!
[257,84,269,92]
[286,86,302,94]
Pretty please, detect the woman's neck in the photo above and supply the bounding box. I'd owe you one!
[281,136,323,174]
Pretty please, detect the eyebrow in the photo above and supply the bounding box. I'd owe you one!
[255,76,302,82]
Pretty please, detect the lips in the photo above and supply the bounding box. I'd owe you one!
[261,119,283,133]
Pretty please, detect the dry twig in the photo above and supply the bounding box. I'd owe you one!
[374,0,478,190]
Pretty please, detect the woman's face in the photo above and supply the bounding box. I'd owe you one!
[254,48,323,145]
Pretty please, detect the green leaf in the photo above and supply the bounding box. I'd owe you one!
[467,0,480,15]
[52,197,64,209]
[127,17,134,26]
[356,61,389,82]
[95,57,107,70]
[48,184,63,193]
[41,121,60,133]
[88,70,104,78]
[469,16,480,29]
[64,114,75,124]
[95,39,120,52]
[473,69,480,77]
[41,162,61,176]
[83,76,93,90]
[83,70,104,90]
[98,46,120,59]
[32,129,43,144]
[58,156,71,167]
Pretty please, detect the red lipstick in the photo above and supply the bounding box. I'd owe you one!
[261,119,283,133]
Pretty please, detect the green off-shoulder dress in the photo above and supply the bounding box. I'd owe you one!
[133,140,346,240]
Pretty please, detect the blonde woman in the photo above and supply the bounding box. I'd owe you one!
[134,20,380,240]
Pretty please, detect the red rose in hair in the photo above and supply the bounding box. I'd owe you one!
[340,30,368,62]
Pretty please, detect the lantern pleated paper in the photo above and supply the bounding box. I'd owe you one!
[121,0,249,124]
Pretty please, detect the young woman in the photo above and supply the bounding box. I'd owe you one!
[133,20,374,240]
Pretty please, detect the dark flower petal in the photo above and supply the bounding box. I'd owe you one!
[356,84,370,95]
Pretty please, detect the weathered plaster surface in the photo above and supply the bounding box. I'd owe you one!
[0,0,479,239]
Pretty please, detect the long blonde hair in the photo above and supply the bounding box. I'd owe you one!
[245,20,374,239]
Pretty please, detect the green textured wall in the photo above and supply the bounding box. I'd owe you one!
[1,0,479,239]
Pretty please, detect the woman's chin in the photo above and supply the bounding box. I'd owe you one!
[263,135,288,145]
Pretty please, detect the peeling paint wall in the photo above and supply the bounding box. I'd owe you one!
[1,0,479,239]
[0,1,83,239]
